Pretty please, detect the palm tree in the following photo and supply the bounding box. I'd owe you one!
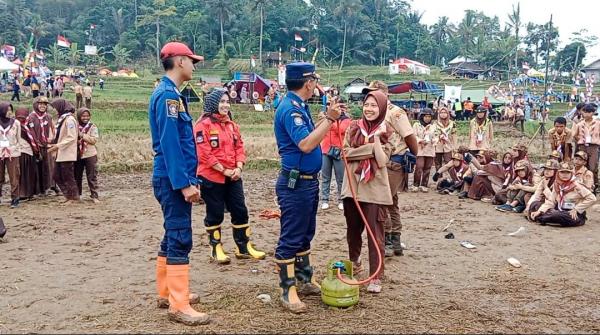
[46,43,66,67]
[252,0,268,68]
[208,0,233,52]
[507,2,521,70]
[68,44,81,66]
[26,15,50,49]
[457,10,478,57]
[334,0,362,70]
[136,0,177,66]
[430,16,454,65]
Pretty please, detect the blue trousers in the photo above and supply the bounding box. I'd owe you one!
[320,155,344,202]
[275,173,319,260]
[153,176,193,265]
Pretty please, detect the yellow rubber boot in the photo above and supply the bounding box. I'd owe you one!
[294,250,321,296]
[232,224,266,260]
[275,259,307,314]
[206,226,230,264]
[156,256,199,308]
[166,264,210,326]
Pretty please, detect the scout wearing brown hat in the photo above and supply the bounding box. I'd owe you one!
[571,103,600,192]
[573,151,595,191]
[525,159,559,219]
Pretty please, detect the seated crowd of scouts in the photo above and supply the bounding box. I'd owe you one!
[0,97,99,208]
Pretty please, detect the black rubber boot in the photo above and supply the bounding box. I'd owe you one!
[294,251,321,295]
[384,233,394,257]
[232,224,265,260]
[276,259,307,313]
[206,225,230,264]
[390,233,404,256]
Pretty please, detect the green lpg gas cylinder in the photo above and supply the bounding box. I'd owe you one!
[320,260,359,307]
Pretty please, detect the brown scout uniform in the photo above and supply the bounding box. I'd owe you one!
[548,127,573,161]
[52,113,79,200]
[0,119,22,201]
[434,119,457,171]
[384,103,414,235]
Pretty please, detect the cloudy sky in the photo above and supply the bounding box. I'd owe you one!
[410,0,600,65]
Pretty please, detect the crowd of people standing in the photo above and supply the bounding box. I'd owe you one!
[0,96,100,208]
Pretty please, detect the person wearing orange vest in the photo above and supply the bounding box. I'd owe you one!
[194,89,266,265]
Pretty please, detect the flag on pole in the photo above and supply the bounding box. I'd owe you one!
[57,35,71,48]
[1,45,15,58]
[294,33,303,42]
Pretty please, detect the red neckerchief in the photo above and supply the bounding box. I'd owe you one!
[19,119,38,153]
[30,112,50,144]
[78,122,93,155]
[556,177,577,211]
[356,119,383,183]
[0,119,15,159]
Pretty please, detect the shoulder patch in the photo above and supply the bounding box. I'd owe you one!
[290,112,302,117]
[294,116,305,126]
[166,99,179,118]
[195,130,204,143]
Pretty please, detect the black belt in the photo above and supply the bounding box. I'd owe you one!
[280,170,319,180]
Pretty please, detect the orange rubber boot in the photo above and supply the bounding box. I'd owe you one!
[166,264,210,325]
[156,256,199,308]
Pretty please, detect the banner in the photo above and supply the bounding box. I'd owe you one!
[85,45,98,55]
[278,65,286,86]
[444,85,462,102]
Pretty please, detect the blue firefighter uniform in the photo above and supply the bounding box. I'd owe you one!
[274,62,324,312]
[149,76,198,265]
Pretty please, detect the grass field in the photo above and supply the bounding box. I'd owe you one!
[0,66,585,172]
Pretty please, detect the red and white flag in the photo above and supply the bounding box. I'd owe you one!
[90,24,96,29]
[57,35,70,48]
[1,44,15,58]
[294,33,303,42]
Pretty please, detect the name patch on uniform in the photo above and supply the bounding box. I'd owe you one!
[166,99,179,118]
[195,130,204,143]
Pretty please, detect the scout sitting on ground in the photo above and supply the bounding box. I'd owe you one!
[495,160,535,213]
[525,159,559,220]
[530,161,597,227]
[433,151,467,195]
[573,150,595,191]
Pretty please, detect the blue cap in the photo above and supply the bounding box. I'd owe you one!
[285,62,317,80]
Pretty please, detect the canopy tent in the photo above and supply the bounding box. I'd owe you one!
[0,57,19,71]
[181,82,201,103]
[388,81,441,95]
[229,72,272,103]
[460,89,507,105]
[389,58,431,75]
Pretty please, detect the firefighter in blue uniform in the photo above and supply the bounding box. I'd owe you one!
[274,62,342,313]
[149,42,209,326]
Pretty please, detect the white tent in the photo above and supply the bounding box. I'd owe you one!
[0,57,19,72]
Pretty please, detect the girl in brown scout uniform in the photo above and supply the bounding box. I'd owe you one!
[573,150,595,191]
[15,107,39,201]
[468,106,494,154]
[0,102,22,208]
[467,151,513,202]
[28,96,55,195]
[495,160,535,213]
[434,107,457,171]
[411,108,437,192]
[433,151,467,195]
[75,108,100,203]
[341,90,393,294]
[530,161,597,227]
[48,99,79,204]
[525,160,559,220]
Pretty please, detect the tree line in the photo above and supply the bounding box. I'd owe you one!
[0,0,597,73]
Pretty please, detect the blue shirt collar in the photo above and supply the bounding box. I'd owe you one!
[161,76,181,95]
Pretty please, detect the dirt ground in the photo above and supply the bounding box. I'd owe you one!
[1,171,600,334]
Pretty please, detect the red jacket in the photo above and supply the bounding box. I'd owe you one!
[320,118,351,154]
[194,115,246,183]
